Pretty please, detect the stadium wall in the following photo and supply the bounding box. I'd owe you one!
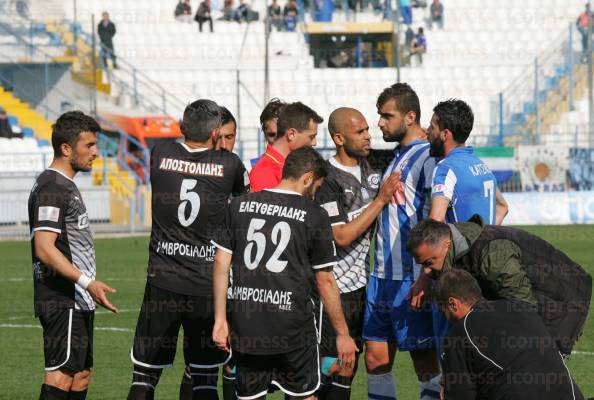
[505,191,594,225]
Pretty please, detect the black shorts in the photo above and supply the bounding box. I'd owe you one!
[319,287,365,357]
[235,345,320,399]
[131,283,231,369]
[39,309,94,373]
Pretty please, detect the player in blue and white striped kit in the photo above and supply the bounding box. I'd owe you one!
[364,84,442,400]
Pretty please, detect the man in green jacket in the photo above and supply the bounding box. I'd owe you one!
[406,215,592,355]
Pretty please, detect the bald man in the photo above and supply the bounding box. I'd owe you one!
[314,108,400,400]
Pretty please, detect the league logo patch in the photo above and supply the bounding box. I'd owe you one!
[433,184,445,194]
[321,201,340,217]
[38,206,60,222]
[78,213,89,229]
[367,173,380,189]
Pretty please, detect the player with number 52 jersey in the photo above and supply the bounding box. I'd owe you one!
[127,100,249,400]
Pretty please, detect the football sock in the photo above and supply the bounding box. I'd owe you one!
[127,365,162,400]
[222,366,237,400]
[39,384,69,400]
[368,372,397,400]
[189,366,218,400]
[326,375,352,400]
[419,374,441,400]
[179,366,193,400]
[68,389,87,400]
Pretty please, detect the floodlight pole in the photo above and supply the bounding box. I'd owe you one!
[91,14,97,118]
[264,7,271,105]
[586,3,594,149]
[394,1,401,83]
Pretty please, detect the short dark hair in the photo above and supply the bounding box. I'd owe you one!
[259,98,286,125]
[376,83,421,123]
[51,111,100,157]
[406,219,451,254]
[434,269,483,308]
[282,147,328,181]
[181,99,221,142]
[432,99,474,143]
[219,106,236,127]
[276,102,323,138]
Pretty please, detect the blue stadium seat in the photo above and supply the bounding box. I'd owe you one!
[7,115,18,126]
[22,128,34,138]
[37,138,50,147]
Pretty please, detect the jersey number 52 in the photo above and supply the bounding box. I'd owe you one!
[244,218,291,273]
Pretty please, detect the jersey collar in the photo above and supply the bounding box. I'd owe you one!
[180,142,209,153]
[395,139,426,152]
[448,146,473,156]
[264,145,285,165]
[265,188,302,196]
[47,167,75,182]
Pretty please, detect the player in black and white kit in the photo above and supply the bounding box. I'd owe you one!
[29,111,118,400]
[127,100,249,400]
[314,108,400,399]
[212,147,358,400]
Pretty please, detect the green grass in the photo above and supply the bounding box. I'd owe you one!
[1,226,593,399]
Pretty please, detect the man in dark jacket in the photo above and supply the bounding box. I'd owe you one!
[407,215,592,355]
[195,0,214,32]
[0,107,14,138]
[435,269,584,400]
[98,11,117,69]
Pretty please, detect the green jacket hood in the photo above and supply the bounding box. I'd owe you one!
[443,214,485,272]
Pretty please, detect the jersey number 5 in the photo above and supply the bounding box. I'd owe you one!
[244,218,291,273]
[178,179,201,227]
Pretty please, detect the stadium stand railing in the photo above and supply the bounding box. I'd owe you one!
[491,22,594,147]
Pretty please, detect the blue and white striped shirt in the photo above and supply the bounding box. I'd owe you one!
[373,141,436,281]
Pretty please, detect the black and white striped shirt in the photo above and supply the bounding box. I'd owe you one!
[315,157,381,293]
[28,168,96,316]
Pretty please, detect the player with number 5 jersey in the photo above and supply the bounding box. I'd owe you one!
[127,100,249,400]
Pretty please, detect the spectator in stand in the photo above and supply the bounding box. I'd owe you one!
[267,0,283,32]
[429,0,443,29]
[98,11,117,69]
[0,107,14,138]
[283,0,298,31]
[220,0,236,20]
[410,27,426,65]
[577,3,593,62]
[195,0,214,32]
[237,0,251,22]
[399,0,412,25]
[405,25,415,48]
[174,0,193,22]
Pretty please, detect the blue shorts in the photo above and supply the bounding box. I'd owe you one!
[362,276,435,351]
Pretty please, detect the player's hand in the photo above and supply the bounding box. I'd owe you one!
[87,280,118,313]
[336,334,358,371]
[212,319,230,352]
[407,273,432,311]
[378,172,401,204]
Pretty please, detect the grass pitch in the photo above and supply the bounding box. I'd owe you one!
[1,225,593,399]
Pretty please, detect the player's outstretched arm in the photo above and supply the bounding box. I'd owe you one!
[315,270,358,368]
[212,248,232,352]
[34,230,118,313]
[428,196,449,222]
[495,188,508,225]
[332,172,401,248]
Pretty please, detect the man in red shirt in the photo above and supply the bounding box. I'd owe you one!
[250,101,323,192]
